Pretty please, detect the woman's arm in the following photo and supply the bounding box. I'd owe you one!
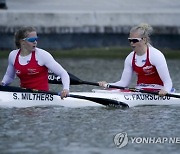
[110,53,133,87]
[1,52,16,85]
[150,48,172,92]
[38,49,70,90]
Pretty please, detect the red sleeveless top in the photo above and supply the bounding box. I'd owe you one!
[14,51,49,91]
[132,48,163,86]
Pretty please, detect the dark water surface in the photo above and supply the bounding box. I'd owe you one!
[0,58,180,154]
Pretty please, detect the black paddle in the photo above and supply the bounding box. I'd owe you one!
[48,72,180,99]
[48,72,99,86]
[0,85,128,108]
[107,85,180,99]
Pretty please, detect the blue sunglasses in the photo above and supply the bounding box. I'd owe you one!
[23,37,38,42]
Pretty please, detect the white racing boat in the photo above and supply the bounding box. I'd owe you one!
[0,85,180,108]
[0,85,126,108]
[0,91,103,108]
[92,89,180,108]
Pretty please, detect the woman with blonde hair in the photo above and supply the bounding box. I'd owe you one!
[99,23,174,96]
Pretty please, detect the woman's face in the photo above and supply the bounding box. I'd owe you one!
[21,31,38,52]
[128,31,146,52]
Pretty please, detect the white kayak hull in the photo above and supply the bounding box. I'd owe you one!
[93,89,180,107]
[0,91,103,108]
[0,89,180,108]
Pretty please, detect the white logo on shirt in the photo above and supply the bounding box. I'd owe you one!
[16,70,21,74]
[143,65,154,74]
[27,69,39,75]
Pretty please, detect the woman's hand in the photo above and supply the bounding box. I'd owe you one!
[1,82,6,86]
[158,89,168,96]
[60,89,69,99]
[98,81,108,88]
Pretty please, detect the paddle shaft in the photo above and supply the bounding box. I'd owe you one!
[108,85,180,99]
[78,80,99,86]
[69,94,128,108]
[48,72,180,99]
[48,72,99,86]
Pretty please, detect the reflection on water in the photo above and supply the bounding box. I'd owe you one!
[0,58,180,154]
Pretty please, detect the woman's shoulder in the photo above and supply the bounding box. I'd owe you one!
[9,49,19,58]
[35,48,52,57]
[149,46,163,55]
[9,49,19,55]
[124,51,134,65]
[126,51,134,60]
[35,48,48,53]
[8,49,19,64]
[149,46,166,64]
[35,48,54,63]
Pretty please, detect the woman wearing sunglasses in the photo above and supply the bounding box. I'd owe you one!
[1,26,70,99]
[98,23,174,96]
